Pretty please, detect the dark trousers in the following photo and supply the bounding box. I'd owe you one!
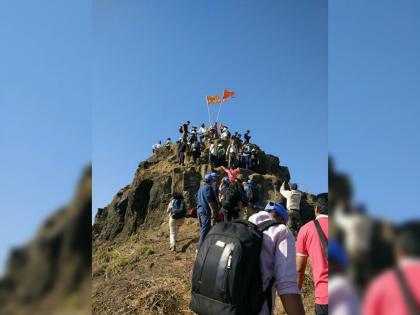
[198,212,211,248]
[178,152,185,165]
[192,151,200,163]
[315,304,328,315]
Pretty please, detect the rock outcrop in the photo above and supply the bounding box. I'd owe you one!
[93,143,316,244]
[0,167,92,315]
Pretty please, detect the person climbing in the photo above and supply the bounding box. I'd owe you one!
[198,123,207,143]
[244,129,251,144]
[212,122,219,139]
[152,140,162,154]
[246,179,260,217]
[179,121,190,142]
[363,221,420,315]
[216,143,225,167]
[248,202,306,315]
[218,176,230,203]
[226,138,239,168]
[196,173,219,248]
[165,137,172,146]
[220,174,244,222]
[329,240,360,315]
[280,181,303,236]
[177,140,187,166]
[166,192,186,252]
[191,140,201,165]
[209,141,217,166]
[250,148,259,170]
[296,193,329,315]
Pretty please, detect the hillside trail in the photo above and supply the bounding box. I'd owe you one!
[92,217,315,315]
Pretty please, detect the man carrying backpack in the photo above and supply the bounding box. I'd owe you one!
[280,182,303,237]
[221,175,244,222]
[190,201,305,315]
[249,202,305,315]
[363,221,420,315]
[296,193,329,315]
[196,173,219,248]
[166,192,186,252]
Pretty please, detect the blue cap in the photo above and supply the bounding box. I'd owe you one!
[329,240,349,269]
[223,176,229,183]
[211,172,220,178]
[204,174,214,182]
[265,202,288,222]
[291,183,298,190]
[248,179,254,185]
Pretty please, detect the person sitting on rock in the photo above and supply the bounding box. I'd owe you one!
[216,143,225,167]
[191,140,202,165]
[244,130,251,144]
[226,138,239,168]
[166,192,186,252]
[152,140,162,154]
[280,181,303,236]
[198,123,207,143]
[177,140,187,166]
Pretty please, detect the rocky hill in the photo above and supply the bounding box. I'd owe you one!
[92,142,317,314]
[0,167,92,315]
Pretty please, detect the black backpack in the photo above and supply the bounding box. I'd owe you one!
[171,199,185,219]
[190,219,279,315]
[222,182,241,211]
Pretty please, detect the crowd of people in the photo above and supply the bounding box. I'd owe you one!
[152,121,259,170]
[165,167,329,315]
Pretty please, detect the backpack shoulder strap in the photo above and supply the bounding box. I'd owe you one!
[314,219,328,260]
[257,220,279,232]
[395,267,420,315]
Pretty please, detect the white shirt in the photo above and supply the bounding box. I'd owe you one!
[329,275,360,315]
[280,183,302,210]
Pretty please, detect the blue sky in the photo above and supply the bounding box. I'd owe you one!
[0,0,91,273]
[329,0,420,222]
[92,0,328,216]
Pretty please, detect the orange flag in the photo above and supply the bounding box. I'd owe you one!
[222,89,236,102]
[206,95,221,105]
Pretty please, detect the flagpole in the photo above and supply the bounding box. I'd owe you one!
[216,101,222,124]
[206,103,212,127]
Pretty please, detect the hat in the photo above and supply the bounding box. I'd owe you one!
[204,174,214,182]
[222,176,229,183]
[265,202,288,222]
[210,172,220,178]
[291,183,298,190]
[329,240,349,269]
[247,179,254,185]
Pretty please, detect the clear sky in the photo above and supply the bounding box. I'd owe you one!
[329,0,420,222]
[92,0,328,217]
[0,0,91,273]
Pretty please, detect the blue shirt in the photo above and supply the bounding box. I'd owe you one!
[196,183,216,215]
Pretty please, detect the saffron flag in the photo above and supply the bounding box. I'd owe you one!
[222,89,236,102]
[206,95,221,105]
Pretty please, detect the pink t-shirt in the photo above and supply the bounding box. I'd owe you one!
[363,260,420,315]
[296,215,329,305]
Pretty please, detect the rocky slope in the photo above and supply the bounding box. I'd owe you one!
[92,142,317,314]
[0,167,92,315]
[93,142,316,244]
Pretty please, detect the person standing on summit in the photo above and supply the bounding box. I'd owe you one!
[280,181,303,236]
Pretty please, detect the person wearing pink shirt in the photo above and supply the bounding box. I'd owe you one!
[249,202,305,315]
[363,221,420,315]
[296,193,329,315]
